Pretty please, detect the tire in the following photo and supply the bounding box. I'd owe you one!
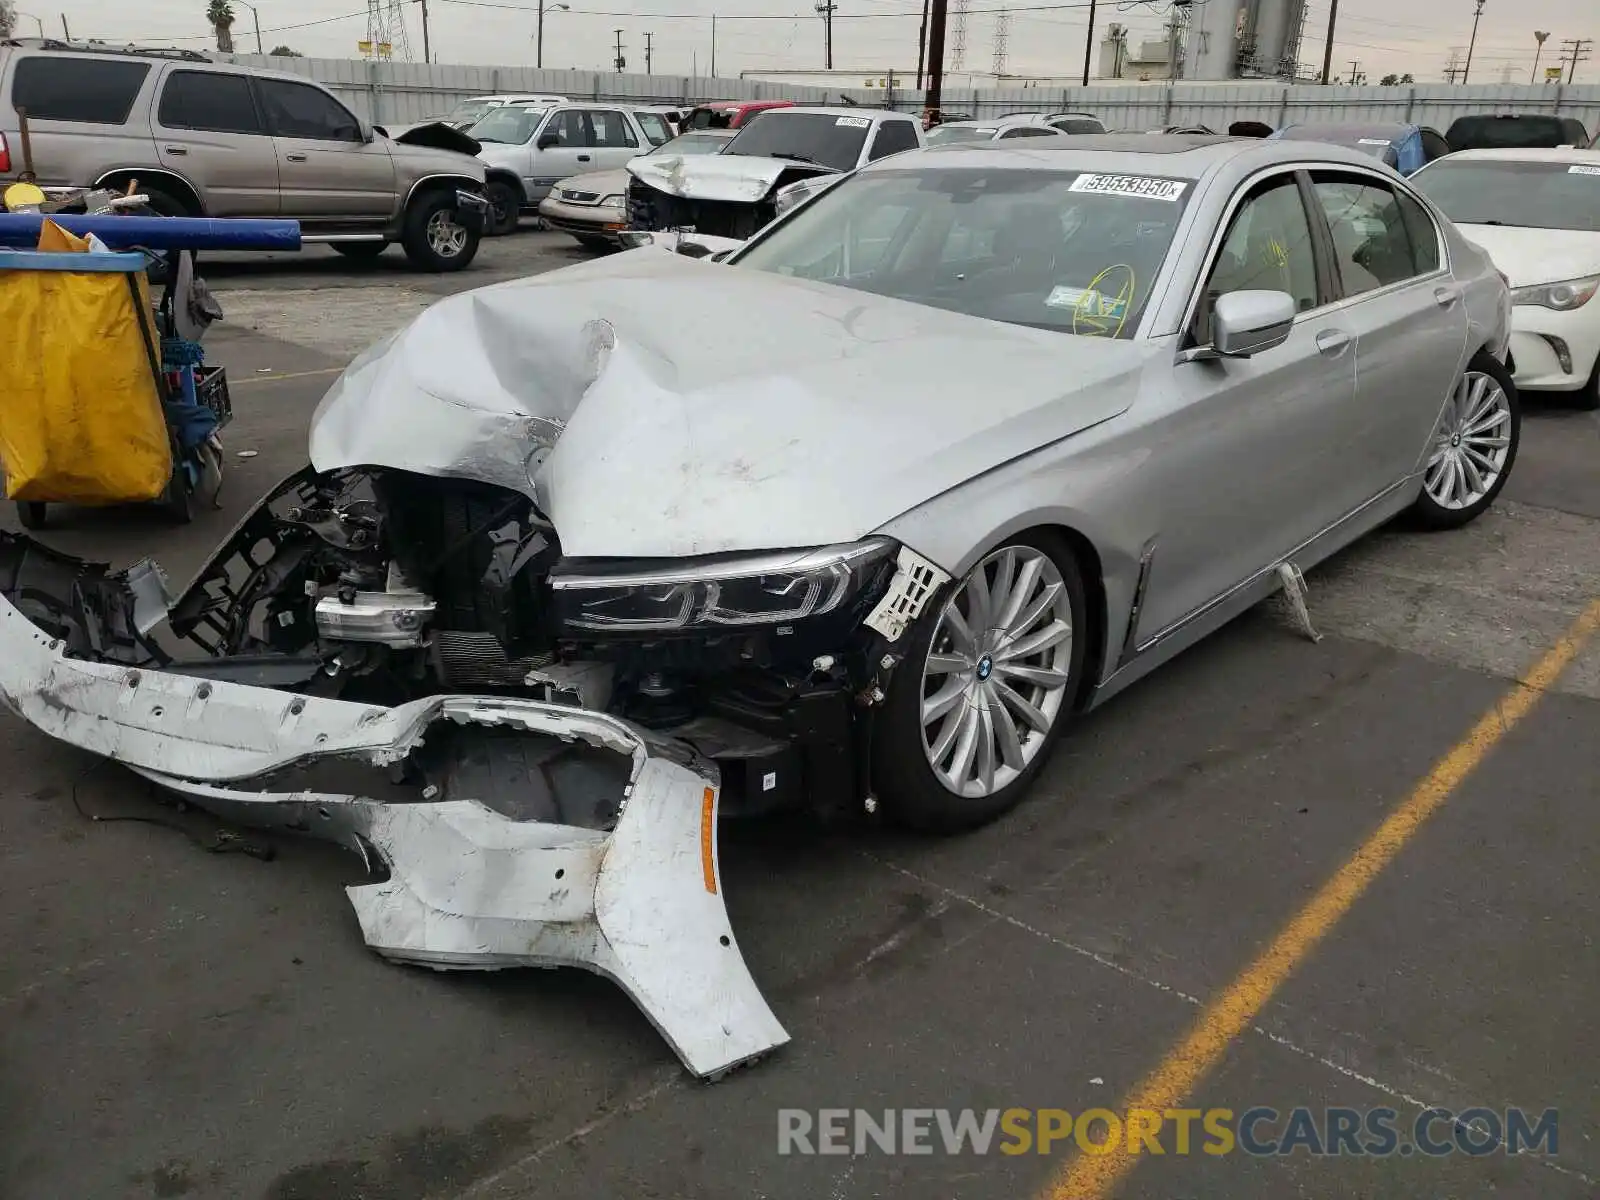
[16,501,47,530]
[137,185,194,218]
[1575,354,1600,412]
[160,468,196,525]
[873,530,1089,833]
[400,191,481,272]
[484,181,522,236]
[1409,350,1521,531]
[332,242,389,261]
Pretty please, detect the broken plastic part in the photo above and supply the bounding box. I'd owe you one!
[864,545,950,642]
[1276,561,1322,644]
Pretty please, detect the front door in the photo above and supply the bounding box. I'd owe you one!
[1134,170,1358,639]
[152,68,280,216]
[253,76,396,221]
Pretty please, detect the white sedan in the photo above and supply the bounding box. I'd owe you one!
[1412,147,1600,409]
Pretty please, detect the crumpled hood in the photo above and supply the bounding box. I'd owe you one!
[626,153,839,202]
[391,121,482,156]
[1457,223,1600,287]
[310,252,1148,559]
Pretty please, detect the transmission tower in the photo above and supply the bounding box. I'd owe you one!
[366,0,413,60]
[991,8,1010,76]
[949,0,968,71]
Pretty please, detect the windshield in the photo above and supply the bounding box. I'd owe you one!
[1447,116,1571,150]
[448,99,498,127]
[1412,159,1600,232]
[733,167,1194,339]
[927,125,997,145]
[648,131,730,157]
[467,105,544,144]
[725,113,871,172]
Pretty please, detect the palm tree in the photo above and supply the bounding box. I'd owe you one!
[206,0,236,53]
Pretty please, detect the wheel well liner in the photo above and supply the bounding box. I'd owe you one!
[93,168,201,213]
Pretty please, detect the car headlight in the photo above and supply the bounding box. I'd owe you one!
[774,173,841,216]
[599,194,624,207]
[1510,275,1599,310]
[549,539,896,632]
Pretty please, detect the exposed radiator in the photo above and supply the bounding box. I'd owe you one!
[432,629,553,689]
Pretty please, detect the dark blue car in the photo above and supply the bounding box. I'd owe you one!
[1268,122,1451,176]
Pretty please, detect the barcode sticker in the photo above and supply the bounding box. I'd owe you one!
[836,116,872,128]
[1568,165,1600,176]
[1068,173,1187,202]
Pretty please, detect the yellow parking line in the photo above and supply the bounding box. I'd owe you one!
[231,367,344,387]
[1043,596,1600,1200]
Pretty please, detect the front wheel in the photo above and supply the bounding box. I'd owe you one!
[1409,350,1520,530]
[484,181,522,236]
[873,532,1088,833]
[400,192,481,272]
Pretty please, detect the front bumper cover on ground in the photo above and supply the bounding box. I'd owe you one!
[0,544,788,1079]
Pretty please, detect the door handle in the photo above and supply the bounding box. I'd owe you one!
[1433,285,1461,308]
[163,145,188,155]
[285,153,308,162]
[577,153,591,162]
[1315,329,1352,357]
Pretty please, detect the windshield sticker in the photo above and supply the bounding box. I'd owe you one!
[1068,174,1187,202]
[1569,164,1600,176]
[835,116,872,128]
[1357,137,1393,146]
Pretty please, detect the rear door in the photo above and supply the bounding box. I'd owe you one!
[585,108,642,169]
[254,76,396,220]
[527,108,592,194]
[152,68,278,216]
[1306,170,1469,492]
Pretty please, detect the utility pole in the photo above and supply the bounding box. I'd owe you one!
[924,0,948,117]
[710,14,717,77]
[815,0,836,70]
[420,0,431,62]
[1559,37,1594,84]
[1531,30,1550,82]
[1319,0,1338,83]
[1080,0,1097,86]
[59,11,69,38]
[916,0,929,87]
[613,28,626,72]
[1443,47,1464,83]
[1346,58,1362,84]
[1462,0,1485,84]
[643,30,653,72]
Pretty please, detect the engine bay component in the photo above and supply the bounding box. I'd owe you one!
[313,589,437,648]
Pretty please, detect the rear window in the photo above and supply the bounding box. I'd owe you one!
[1446,116,1571,151]
[11,56,150,125]
[724,112,871,172]
[1052,118,1105,134]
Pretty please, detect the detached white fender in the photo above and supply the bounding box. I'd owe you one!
[0,585,788,1079]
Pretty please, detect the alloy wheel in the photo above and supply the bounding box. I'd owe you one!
[1424,370,1513,510]
[426,209,468,258]
[919,545,1074,798]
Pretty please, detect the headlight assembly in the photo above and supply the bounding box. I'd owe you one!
[599,194,624,207]
[549,539,897,632]
[1511,275,1599,311]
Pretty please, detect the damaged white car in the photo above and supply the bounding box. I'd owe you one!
[0,136,1517,1078]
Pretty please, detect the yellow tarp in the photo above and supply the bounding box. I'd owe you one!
[0,223,172,505]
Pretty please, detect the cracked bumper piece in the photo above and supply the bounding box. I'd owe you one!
[0,587,789,1079]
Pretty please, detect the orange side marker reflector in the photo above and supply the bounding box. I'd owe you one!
[700,787,718,894]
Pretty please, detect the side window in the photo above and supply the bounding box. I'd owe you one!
[540,110,586,146]
[1310,174,1424,296]
[589,110,638,149]
[11,57,150,125]
[1394,189,1441,274]
[1050,118,1104,134]
[1191,175,1318,346]
[866,120,919,161]
[634,111,672,146]
[256,79,362,142]
[157,71,263,135]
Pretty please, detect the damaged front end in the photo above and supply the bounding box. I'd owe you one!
[625,153,840,242]
[0,459,946,1076]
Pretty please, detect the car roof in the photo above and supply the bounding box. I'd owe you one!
[1434,146,1600,163]
[768,106,907,121]
[937,115,1050,131]
[883,133,1393,176]
[1280,121,1416,137]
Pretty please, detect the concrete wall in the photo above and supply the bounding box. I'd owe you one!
[220,55,1600,137]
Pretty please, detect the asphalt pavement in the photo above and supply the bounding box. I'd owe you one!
[0,231,1597,1200]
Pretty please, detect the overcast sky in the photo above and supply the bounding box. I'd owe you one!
[36,0,1598,84]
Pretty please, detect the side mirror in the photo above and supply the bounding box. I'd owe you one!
[1212,290,1296,358]
[536,132,561,150]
